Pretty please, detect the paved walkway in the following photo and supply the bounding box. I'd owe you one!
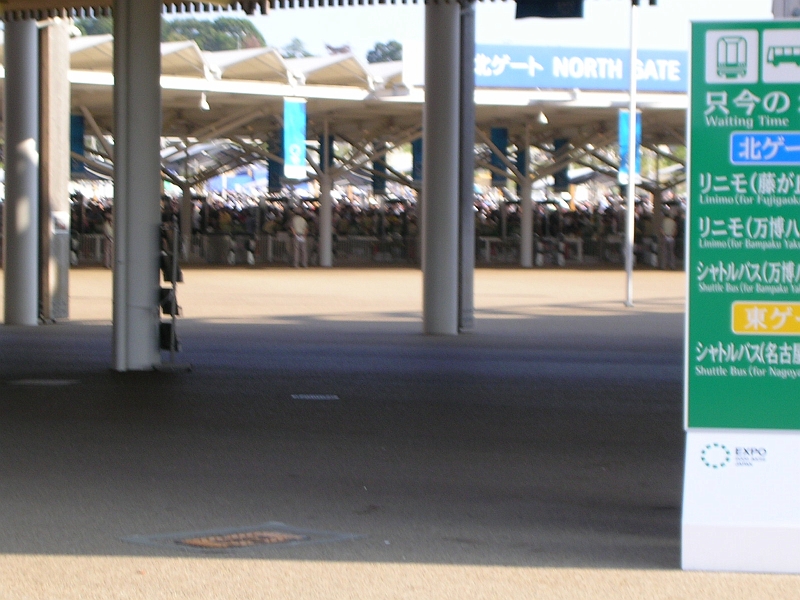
[1,267,798,599]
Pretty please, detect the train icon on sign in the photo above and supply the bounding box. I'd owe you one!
[716,36,748,79]
[766,45,800,67]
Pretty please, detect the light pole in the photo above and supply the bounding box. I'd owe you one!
[624,0,639,307]
[624,0,657,307]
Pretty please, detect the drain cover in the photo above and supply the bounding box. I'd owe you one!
[9,379,79,386]
[177,530,307,549]
[291,394,339,401]
[123,522,361,552]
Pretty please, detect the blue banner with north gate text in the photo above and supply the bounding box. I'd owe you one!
[475,45,687,93]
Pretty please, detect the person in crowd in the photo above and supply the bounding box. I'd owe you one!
[660,208,678,270]
[102,210,114,269]
[290,208,309,268]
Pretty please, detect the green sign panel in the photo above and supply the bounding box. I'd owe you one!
[688,21,800,429]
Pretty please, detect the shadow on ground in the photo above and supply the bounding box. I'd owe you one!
[0,310,684,569]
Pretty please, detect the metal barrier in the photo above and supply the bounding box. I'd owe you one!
[59,232,676,268]
[262,233,292,264]
[476,236,521,265]
[71,233,106,266]
[335,235,379,263]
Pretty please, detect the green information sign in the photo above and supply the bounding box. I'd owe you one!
[688,21,800,430]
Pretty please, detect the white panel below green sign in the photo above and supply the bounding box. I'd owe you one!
[683,430,800,573]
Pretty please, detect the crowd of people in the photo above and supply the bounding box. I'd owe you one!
[68,189,686,269]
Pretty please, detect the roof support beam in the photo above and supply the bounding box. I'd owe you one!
[475,126,523,182]
[189,105,270,142]
[338,137,416,190]
[79,105,114,160]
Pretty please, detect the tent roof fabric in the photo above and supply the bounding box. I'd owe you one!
[68,34,113,71]
[204,47,290,83]
[54,34,393,88]
[285,53,374,88]
[0,32,688,148]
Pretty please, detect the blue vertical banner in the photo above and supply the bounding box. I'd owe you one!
[412,138,423,183]
[268,131,283,192]
[490,127,508,187]
[283,98,307,180]
[319,133,335,170]
[618,109,642,184]
[515,144,527,193]
[70,114,86,175]
[552,137,570,192]
[372,141,387,194]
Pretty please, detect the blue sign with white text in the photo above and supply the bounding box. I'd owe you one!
[619,109,642,183]
[475,45,687,92]
[730,131,800,165]
[283,98,307,180]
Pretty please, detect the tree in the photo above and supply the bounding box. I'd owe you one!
[74,17,113,36]
[366,41,402,64]
[282,38,313,59]
[162,18,266,51]
[74,17,266,51]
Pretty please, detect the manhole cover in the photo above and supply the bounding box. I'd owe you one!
[177,531,307,549]
[122,522,362,552]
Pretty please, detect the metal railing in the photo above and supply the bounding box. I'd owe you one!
[46,232,684,269]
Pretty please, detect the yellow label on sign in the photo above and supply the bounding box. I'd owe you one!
[732,302,800,335]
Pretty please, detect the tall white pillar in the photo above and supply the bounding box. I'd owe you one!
[3,19,40,326]
[458,1,476,332]
[112,0,162,370]
[423,2,460,335]
[40,18,72,320]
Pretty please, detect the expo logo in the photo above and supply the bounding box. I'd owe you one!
[735,447,767,466]
[701,444,768,469]
[736,447,767,458]
[701,443,731,469]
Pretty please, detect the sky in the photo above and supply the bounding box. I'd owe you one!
[235,0,774,61]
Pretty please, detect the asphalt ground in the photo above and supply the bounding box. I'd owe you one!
[1,266,798,599]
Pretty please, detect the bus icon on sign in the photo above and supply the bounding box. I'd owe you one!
[767,46,800,67]
[717,36,748,78]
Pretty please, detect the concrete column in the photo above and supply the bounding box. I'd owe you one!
[520,184,534,268]
[180,182,193,260]
[319,173,333,267]
[423,1,460,335]
[319,122,333,267]
[40,18,72,320]
[458,1,476,333]
[3,19,40,326]
[112,0,163,370]
[519,134,533,268]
